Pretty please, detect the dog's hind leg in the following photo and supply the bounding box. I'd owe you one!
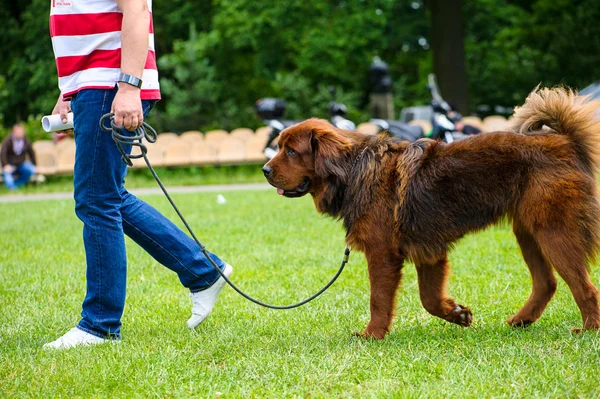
[507,223,557,327]
[359,249,404,340]
[415,256,473,327]
[535,229,600,332]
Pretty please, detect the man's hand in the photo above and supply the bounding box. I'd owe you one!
[112,84,143,131]
[52,95,71,125]
[3,165,15,174]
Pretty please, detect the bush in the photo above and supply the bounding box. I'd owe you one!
[2,0,599,134]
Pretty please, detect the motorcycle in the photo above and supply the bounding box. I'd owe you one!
[370,74,480,143]
[255,90,358,160]
[427,73,471,143]
[369,118,425,142]
[255,75,480,161]
[328,86,356,131]
[254,98,300,160]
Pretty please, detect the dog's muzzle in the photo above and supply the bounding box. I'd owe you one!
[275,178,311,198]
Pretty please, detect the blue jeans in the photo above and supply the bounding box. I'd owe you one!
[70,87,225,339]
[3,161,36,190]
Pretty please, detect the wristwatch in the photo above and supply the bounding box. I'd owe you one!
[117,73,143,89]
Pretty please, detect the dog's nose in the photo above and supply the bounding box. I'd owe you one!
[262,165,272,177]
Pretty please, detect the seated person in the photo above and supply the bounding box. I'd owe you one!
[1,123,37,190]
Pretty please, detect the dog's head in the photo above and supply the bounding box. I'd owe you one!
[262,118,352,198]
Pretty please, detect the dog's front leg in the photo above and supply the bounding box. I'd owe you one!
[415,256,473,327]
[357,248,404,340]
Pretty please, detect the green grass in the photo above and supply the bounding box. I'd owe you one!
[2,188,600,398]
[0,164,266,195]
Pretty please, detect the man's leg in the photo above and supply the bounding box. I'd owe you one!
[13,162,36,188]
[3,170,16,190]
[72,88,130,339]
[120,190,226,291]
[45,88,128,349]
[117,103,232,327]
[45,90,231,350]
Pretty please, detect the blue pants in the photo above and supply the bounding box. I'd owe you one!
[3,161,36,190]
[70,88,225,339]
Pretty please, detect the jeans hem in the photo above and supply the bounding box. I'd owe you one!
[77,323,121,340]
[189,262,227,293]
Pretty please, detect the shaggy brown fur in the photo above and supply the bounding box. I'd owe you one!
[263,87,600,339]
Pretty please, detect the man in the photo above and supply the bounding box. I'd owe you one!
[45,0,232,349]
[368,57,394,120]
[1,123,37,190]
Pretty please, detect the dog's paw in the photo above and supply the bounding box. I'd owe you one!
[445,305,473,327]
[507,315,534,328]
[352,327,387,340]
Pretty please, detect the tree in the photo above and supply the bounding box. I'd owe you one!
[155,0,428,132]
[0,0,57,125]
[2,0,600,138]
[425,0,469,114]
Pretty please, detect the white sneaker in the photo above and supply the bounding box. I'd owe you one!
[43,327,110,349]
[187,263,233,329]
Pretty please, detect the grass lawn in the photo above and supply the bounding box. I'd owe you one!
[0,164,266,195]
[2,187,600,398]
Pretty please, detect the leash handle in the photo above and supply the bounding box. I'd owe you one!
[101,113,350,310]
[100,113,158,166]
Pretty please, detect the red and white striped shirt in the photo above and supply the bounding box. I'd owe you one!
[50,0,160,100]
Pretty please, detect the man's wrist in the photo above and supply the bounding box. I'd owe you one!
[117,83,141,94]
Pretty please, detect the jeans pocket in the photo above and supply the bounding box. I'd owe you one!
[143,100,157,117]
[70,93,78,114]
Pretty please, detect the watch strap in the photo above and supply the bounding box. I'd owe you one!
[117,73,143,89]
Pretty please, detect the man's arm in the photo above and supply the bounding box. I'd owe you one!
[113,0,150,131]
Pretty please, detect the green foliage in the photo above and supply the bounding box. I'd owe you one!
[0,0,58,129]
[153,0,425,132]
[464,0,600,109]
[1,0,600,133]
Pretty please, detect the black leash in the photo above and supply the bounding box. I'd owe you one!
[100,113,350,309]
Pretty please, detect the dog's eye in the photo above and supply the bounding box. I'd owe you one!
[286,148,297,156]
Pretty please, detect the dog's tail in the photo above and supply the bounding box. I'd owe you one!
[509,86,600,173]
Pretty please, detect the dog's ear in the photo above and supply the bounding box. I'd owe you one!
[310,121,351,178]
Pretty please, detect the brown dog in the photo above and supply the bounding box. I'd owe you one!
[263,88,600,339]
